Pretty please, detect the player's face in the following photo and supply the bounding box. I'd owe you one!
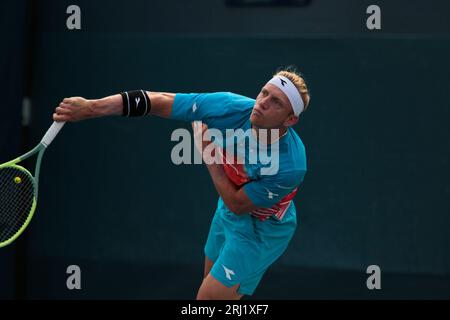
[251,84,296,129]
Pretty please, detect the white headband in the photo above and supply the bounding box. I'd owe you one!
[267,75,304,116]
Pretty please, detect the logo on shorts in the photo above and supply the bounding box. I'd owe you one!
[222,264,235,280]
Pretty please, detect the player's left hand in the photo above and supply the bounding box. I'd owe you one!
[191,121,217,164]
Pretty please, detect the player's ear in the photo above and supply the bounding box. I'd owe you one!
[284,114,299,127]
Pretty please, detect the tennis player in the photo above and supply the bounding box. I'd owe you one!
[53,68,310,300]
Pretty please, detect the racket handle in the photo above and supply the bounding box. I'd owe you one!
[41,121,66,147]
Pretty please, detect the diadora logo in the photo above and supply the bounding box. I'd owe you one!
[192,103,197,113]
[222,264,235,280]
[280,78,287,86]
[135,97,140,106]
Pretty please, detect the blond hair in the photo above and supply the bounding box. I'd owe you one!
[274,67,310,112]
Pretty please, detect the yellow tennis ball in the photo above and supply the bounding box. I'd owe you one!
[14,176,22,184]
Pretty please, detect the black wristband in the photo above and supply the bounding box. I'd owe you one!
[120,90,152,117]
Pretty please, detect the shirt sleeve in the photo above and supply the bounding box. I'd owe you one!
[170,92,250,129]
[243,169,306,208]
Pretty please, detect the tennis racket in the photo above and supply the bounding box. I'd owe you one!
[0,121,65,248]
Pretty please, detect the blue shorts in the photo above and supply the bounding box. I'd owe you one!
[204,197,297,296]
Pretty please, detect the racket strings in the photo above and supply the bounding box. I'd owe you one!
[0,167,35,243]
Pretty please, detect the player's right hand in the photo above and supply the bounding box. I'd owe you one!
[53,97,95,122]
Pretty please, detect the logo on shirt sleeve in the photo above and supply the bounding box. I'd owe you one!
[222,264,235,280]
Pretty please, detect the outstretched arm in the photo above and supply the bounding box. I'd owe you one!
[53,91,175,122]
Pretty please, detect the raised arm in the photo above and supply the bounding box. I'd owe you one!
[53,91,175,122]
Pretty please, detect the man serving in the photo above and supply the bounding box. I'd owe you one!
[53,68,310,300]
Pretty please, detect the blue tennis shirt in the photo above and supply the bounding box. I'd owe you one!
[171,92,307,221]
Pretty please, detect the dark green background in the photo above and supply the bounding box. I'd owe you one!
[1,0,449,299]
